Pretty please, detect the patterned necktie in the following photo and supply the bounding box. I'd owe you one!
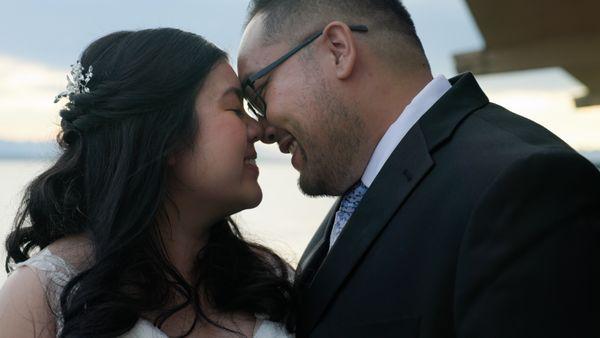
[329,181,368,249]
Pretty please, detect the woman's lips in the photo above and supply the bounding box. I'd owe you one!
[244,158,259,178]
[244,150,259,178]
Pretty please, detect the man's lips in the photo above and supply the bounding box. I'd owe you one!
[278,135,296,154]
[278,135,303,170]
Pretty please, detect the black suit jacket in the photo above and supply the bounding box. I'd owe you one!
[294,73,600,338]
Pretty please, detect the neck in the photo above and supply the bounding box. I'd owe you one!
[366,70,432,144]
[158,191,222,282]
[349,69,433,184]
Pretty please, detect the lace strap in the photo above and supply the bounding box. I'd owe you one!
[14,248,77,289]
[13,247,78,335]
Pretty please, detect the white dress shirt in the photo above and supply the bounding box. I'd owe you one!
[360,75,452,188]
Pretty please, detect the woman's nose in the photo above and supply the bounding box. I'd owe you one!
[246,116,264,143]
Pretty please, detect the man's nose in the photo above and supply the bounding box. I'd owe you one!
[258,117,279,144]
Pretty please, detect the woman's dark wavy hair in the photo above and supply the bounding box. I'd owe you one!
[4,28,294,337]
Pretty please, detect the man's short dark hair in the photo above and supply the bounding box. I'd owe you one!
[246,0,427,58]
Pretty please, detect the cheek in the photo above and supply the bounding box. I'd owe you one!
[182,118,247,189]
[266,74,310,121]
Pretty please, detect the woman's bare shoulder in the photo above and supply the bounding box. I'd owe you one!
[0,234,93,337]
[0,266,56,337]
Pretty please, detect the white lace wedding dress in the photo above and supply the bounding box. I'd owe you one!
[14,248,292,338]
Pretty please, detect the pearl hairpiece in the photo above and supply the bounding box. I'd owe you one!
[54,61,94,103]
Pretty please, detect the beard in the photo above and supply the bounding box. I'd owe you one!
[296,89,365,197]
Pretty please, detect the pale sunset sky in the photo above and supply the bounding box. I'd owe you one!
[0,0,599,151]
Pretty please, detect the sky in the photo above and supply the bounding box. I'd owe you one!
[0,0,599,151]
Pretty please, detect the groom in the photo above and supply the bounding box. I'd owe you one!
[238,0,600,337]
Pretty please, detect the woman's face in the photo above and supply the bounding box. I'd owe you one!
[170,61,263,215]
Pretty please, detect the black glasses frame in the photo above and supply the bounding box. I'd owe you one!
[242,24,369,118]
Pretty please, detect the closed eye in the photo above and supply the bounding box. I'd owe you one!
[231,109,245,118]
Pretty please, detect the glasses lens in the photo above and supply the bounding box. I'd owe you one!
[243,83,266,118]
[244,99,262,119]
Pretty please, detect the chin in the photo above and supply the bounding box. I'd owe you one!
[299,168,346,197]
[299,178,327,197]
[246,195,262,209]
[243,186,263,209]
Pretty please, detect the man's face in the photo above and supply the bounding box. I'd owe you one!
[238,15,364,196]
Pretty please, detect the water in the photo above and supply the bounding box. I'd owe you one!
[0,159,335,284]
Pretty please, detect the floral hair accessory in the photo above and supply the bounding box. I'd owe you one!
[54,61,94,103]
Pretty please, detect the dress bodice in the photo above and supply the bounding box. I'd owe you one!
[13,248,292,337]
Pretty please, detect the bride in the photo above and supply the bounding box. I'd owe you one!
[0,28,294,337]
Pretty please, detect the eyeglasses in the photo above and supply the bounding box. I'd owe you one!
[242,24,369,118]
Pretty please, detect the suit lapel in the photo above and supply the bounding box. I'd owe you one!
[296,198,340,287]
[420,72,489,150]
[298,72,490,332]
[300,124,434,331]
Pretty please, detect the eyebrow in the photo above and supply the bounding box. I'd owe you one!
[240,68,261,87]
[221,86,243,100]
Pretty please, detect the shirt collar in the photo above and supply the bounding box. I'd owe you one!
[361,75,452,188]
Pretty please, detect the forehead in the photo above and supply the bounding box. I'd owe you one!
[237,14,289,83]
[197,61,240,101]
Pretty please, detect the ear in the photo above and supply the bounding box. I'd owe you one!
[321,21,358,80]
